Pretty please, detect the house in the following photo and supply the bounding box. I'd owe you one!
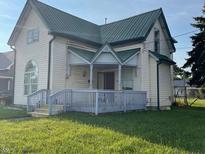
[174,80,204,99]
[174,80,189,97]
[0,51,14,105]
[8,0,176,113]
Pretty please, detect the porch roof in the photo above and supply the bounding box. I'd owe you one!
[116,48,140,63]
[149,51,176,65]
[68,46,95,62]
[68,46,140,64]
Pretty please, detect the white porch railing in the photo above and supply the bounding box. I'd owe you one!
[28,89,147,115]
[27,89,49,112]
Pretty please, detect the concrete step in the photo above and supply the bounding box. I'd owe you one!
[30,105,67,117]
[35,108,49,113]
[30,112,49,118]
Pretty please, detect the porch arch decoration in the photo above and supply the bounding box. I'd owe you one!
[24,60,38,95]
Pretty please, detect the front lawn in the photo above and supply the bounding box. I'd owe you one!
[176,98,205,107]
[0,107,205,153]
[0,106,29,119]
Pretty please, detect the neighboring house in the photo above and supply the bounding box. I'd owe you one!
[174,80,204,99]
[8,0,176,110]
[0,51,14,105]
[174,80,189,97]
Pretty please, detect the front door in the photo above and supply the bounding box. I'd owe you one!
[104,72,115,90]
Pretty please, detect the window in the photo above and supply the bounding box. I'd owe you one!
[24,60,38,95]
[122,69,133,90]
[27,29,39,44]
[154,29,160,52]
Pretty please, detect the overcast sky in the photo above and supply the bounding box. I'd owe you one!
[0,0,203,67]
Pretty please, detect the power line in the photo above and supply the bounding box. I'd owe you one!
[143,30,198,46]
[174,30,199,38]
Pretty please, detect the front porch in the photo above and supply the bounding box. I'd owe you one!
[27,44,147,116]
[65,43,140,91]
[27,89,147,116]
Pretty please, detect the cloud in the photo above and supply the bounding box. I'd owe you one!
[0,14,15,20]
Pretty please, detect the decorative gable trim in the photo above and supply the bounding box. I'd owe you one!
[91,43,122,65]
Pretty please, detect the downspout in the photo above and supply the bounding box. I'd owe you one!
[10,46,16,104]
[157,61,161,110]
[47,36,56,90]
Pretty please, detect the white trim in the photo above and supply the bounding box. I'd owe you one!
[89,64,93,89]
[0,76,13,79]
[149,52,159,61]
[91,44,122,65]
[123,52,140,65]
[68,49,91,64]
[118,65,122,90]
[8,80,11,91]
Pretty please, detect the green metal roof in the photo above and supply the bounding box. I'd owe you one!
[149,51,176,65]
[33,0,101,44]
[68,46,95,62]
[100,9,162,44]
[116,49,140,63]
[68,46,140,64]
[32,1,166,46]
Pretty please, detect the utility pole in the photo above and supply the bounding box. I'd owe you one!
[183,71,188,106]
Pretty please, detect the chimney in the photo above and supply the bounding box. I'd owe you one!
[105,18,108,24]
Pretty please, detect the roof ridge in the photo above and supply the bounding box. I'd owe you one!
[100,8,162,27]
[34,0,162,28]
[33,0,99,27]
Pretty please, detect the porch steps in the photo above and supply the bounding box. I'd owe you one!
[30,112,49,118]
[30,105,65,117]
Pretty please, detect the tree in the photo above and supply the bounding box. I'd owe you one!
[174,64,191,80]
[183,6,205,87]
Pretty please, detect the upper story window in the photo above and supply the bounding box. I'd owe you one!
[154,29,160,52]
[27,29,39,44]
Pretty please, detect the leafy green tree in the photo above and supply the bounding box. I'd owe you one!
[183,6,205,86]
[174,64,191,80]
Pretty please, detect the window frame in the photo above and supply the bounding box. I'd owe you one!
[24,60,39,96]
[27,29,39,44]
[121,68,134,90]
[154,29,160,53]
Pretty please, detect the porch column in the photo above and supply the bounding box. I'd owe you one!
[118,64,122,90]
[89,64,93,89]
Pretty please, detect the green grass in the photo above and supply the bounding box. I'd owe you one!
[0,107,205,153]
[176,98,205,107]
[0,106,29,119]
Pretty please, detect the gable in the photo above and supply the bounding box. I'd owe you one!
[15,9,49,48]
[8,1,49,46]
[94,53,119,64]
[145,18,175,57]
[92,44,122,64]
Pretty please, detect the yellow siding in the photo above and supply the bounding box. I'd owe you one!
[51,38,67,92]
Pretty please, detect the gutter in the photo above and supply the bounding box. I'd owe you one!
[10,46,16,104]
[157,61,161,110]
[47,36,56,90]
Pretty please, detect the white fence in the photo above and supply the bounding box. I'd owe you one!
[28,89,147,115]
